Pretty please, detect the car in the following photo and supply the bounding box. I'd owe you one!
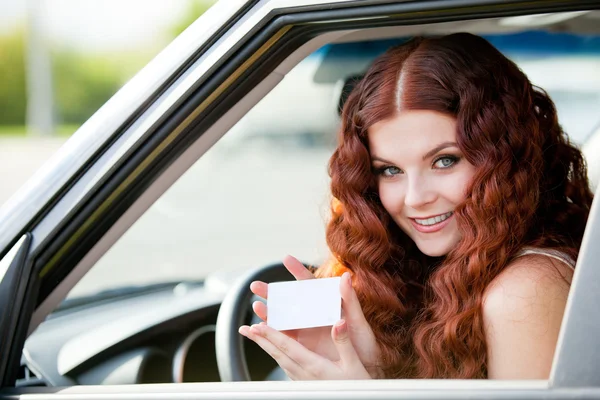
[1,0,600,399]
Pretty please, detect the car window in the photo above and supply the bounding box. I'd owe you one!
[64,30,600,300]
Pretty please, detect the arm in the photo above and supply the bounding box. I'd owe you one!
[482,255,573,379]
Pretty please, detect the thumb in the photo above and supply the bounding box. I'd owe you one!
[331,319,361,365]
[340,272,367,326]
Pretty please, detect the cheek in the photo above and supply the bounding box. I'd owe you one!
[442,166,476,203]
[377,183,405,215]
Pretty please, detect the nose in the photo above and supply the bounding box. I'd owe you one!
[404,175,437,209]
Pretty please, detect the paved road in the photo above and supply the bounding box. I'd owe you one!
[0,137,67,207]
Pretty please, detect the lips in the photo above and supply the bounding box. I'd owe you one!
[409,211,454,233]
[414,211,453,226]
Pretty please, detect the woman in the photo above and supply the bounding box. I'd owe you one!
[238,33,593,380]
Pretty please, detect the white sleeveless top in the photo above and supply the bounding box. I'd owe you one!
[513,247,576,270]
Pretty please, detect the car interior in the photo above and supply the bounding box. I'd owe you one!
[15,9,600,388]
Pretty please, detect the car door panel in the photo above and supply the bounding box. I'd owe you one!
[1,0,600,399]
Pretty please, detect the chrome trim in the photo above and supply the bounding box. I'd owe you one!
[172,325,216,383]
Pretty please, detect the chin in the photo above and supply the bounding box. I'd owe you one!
[417,246,450,257]
[414,238,458,257]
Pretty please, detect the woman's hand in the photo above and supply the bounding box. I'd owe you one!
[241,255,383,379]
[239,319,371,380]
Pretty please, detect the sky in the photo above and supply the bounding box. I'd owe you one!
[0,0,199,52]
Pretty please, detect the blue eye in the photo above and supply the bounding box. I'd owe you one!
[433,156,459,169]
[376,166,402,177]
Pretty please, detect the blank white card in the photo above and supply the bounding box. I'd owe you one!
[267,277,342,331]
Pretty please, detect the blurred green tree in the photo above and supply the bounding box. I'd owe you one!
[169,0,218,37]
[0,0,217,129]
[53,0,218,126]
[0,30,27,125]
[52,51,126,125]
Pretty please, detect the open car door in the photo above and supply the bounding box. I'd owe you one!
[1,0,600,399]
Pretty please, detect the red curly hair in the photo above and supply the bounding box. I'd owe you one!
[316,33,593,378]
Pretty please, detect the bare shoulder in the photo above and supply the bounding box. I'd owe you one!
[482,253,574,379]
[483,253,573,318]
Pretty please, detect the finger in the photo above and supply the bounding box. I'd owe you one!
[239,325,304,379]
[283,255,315,281]
[280,327,300,341]
[250,281,268,299]
[331,319,362,366]
[260,321,300,341]
[251,323,324,368]
[340,272,367,324]
[252,300,267,322]
[251,302,300,341]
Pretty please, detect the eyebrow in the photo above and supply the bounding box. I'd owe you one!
[371,141,459,164]
[422,141,459,160]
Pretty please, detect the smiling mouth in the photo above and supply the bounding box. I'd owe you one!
[413,211,454,226]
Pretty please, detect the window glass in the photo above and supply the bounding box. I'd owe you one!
[68,30,600,299]
[68,48,335,297]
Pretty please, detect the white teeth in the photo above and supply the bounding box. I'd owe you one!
[415,212,453,226]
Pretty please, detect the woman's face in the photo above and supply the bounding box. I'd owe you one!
[368,110,476,257]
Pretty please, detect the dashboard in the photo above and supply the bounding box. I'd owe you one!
[19,270,278,387]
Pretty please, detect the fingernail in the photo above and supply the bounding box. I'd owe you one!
[336,319,347,334]
[239,326,249,336]
[343,272,352,286]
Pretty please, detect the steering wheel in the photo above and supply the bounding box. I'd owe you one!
[215,262,294,381]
